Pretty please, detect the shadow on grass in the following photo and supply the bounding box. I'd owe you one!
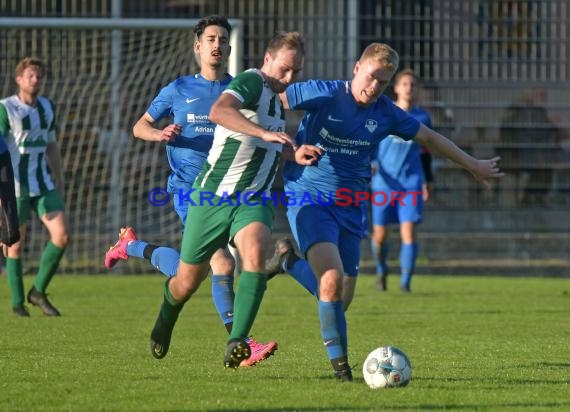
[534,362,570,368]
[416,376,570,386]
[162,400,570,411]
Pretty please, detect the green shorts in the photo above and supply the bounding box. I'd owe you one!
[179,192,274,264]
[17,190,65,225]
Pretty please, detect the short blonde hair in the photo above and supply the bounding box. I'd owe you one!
[15,57,45,78]
[265,31,305,56]
[359,43,399,73]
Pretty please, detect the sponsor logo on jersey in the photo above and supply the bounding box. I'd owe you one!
[186,113,210,123]
[195,126,214,134]
[365,119,378,132]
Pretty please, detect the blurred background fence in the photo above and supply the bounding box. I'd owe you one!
[1,0,568,274]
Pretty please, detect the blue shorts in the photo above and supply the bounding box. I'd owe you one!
[371,188,423,226]
[166,146,208,223]
[286,204,365,276]
[173,191,189,223]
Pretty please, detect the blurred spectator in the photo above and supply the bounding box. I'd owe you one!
[498,87,562,207]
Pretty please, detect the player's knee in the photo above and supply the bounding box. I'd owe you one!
[55,232,70,248]
[319,274,343,301]
[210,255,235,275]
[320,287,342,301]
[174,275,202,298]
[6,240,23,257]
[372,227,388,243]
[238,249,265,272]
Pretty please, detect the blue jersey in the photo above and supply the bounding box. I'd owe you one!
[371,107,432,191]
[146,73,233,193]
[283,80,420,201]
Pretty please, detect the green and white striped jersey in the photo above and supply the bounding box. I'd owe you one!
[0,95,57,197]
[196,69,285,197]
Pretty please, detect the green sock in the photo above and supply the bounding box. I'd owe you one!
[160,278,185,326]
[6,258,24,307]
[229,271,267,342]
[34,240,65,293]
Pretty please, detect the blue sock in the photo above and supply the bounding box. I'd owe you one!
[212,275,235,327]
[318,300,346,360]
[337,303,347,354]
[400,242,418,289]
[126,240,147,259]
[289,259,318,297]
[370,238,388,275]
[150,247,180,277]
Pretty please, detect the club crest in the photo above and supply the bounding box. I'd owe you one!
[365,119,378,133]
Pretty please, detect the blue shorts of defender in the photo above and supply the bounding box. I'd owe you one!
[371,188,423,226]
[167,146,208,223]
[286,204,366,276]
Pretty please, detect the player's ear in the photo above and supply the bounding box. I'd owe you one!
[353,60,360,77]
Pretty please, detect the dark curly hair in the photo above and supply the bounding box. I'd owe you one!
[193,15,232,39]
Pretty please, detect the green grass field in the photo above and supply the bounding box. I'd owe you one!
[0,273,568,411]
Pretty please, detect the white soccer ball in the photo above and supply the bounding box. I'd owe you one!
[362,346,412,389]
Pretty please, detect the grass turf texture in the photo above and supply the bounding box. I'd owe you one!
[0,274,568,411]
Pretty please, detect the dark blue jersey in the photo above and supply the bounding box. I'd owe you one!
[283,80,420,201]
[371,107,432,191]
[146,73,232,192]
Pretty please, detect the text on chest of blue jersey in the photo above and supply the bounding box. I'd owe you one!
[317,126,372,156]
[185,113,214,134]
[186,113,210,123]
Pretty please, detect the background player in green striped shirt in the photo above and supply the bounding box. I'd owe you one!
[148,32,323,368]
[0,58,70,317]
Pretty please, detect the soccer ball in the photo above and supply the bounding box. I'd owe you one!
[362,346,412,389]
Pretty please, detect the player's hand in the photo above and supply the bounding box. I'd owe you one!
[422,182,430,202]
[469,156,504,187]
[370,160,379,175]
[294,144,324,166]
[260,131,297,149]
[158,124,181,142]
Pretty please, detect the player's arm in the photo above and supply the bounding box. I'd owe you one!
[210,93,297,148]
[413,123,503,185]
[420,147,433,183]
[420,147,433,201]
[132,112,180,143]
[46,141,65,197]
[279,92,290,110]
